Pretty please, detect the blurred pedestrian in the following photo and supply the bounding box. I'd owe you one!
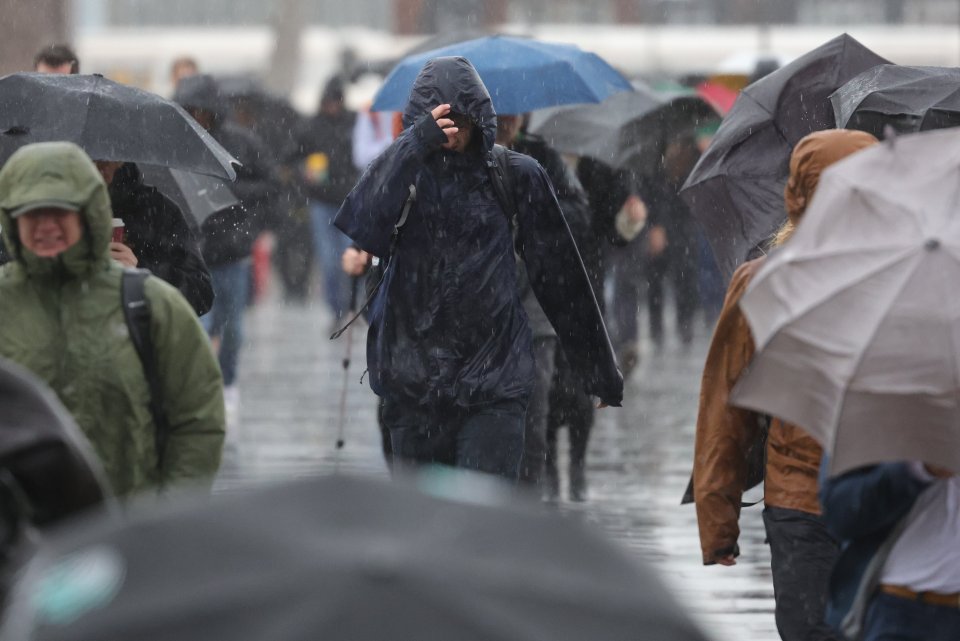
[820,460,959,641]
[175,74,280,416]
[288,76,359,320]
[691,129,877,641]
[334,57,622,480]
[33,44,78,74]
[0,142,225,497]
[170,55,198,87]
[93,161,214,316]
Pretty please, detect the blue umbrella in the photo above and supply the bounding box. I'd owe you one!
[371,35,632,115]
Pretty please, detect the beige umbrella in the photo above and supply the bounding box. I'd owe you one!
[730,127,960,477]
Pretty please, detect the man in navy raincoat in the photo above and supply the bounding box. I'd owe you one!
[335,57,623,480]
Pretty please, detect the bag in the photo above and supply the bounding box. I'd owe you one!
[120,269,170,471]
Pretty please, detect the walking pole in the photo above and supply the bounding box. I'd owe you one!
[334,276,361,461]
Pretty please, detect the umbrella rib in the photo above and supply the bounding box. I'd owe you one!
[828,251,924,465]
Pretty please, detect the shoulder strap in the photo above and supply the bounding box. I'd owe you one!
[121,269,169,472]
[487,145,521,254]
[330,184,416,340]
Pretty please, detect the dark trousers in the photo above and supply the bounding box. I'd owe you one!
[862,592,960,641]
[384,397,528,481]
[647,250,699,344]
[519,336,558,486]
[763,507,842,641]
[546,347,595,492]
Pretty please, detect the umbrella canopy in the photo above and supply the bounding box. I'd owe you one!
[529,82,717,167]
[832,64,960,138]
[0,358,110,527]
[0,73,238,181]
[729,127,960,478]
[371,35,633,115]
[680,34,889,281]
[0,473,708,641]
[139,165,239,226]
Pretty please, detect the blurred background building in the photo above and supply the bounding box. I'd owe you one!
[2,0,959,110]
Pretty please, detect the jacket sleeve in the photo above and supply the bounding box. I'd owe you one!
[147,278,225,490]
[334,113,447,257]
[819,460,931,542]
[142,190,214,316]
[512,155,623,406]
[693,261,764,564]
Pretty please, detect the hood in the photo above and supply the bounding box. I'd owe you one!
[0,141,113,276]
[401,56,496,154]
[174,74,223,120]
[784,129,878,224]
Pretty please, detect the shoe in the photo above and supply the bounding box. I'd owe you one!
[618,342,640,379]
[569,466,588,502]
[542,463,560,503]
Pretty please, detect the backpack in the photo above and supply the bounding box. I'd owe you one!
[330,144,519,340]
[120,269,170,471]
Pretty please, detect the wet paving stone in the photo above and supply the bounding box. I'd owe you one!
[218,298,778,641]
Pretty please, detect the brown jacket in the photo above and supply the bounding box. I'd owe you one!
[692,257,822,564]
[691,129,878,565]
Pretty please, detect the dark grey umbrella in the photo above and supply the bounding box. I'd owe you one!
[0,474,708,641]
[680,33,889,281]
[0,73,238,180]
[831,64,960,138]
[138,165,239,226]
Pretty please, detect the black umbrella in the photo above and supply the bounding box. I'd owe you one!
[0,358,110,528]
[832,64,960,138]
[0,73,238,180]
[531,85,717,169]
[138,164,239,226]
[0,474,708,641]
[680,33,889,280]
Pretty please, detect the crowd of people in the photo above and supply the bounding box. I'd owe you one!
[0,39,955,641]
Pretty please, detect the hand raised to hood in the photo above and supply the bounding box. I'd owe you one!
[430,104,459,149]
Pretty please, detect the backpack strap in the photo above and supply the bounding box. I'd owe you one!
[330,184,416,340]
[121,269,169,472]
[487,144,520,252]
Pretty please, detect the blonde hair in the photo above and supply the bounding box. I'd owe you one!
[772,220,795,248]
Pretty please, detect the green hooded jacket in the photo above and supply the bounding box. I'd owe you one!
[0,142,225,497]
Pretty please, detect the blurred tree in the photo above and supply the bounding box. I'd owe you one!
[0,0,69,76]
[267,0,305,95]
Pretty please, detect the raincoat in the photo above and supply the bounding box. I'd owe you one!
[692,129,878,564]
[0,142,225,497]
[335,57,622,409]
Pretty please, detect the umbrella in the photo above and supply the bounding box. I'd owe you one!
[139,165,239,227]
[832,64,960,138]
[680,33,889,281]
[371,35,633,115]
[0,473,709,641]
[695,80,738,116]
[0,73,238,181]
[529,82,717,168]
[0,358,110,527]
[729,127,960,478]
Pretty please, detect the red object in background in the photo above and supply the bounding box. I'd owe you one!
[696,81,739,115]
[251,232,273,302]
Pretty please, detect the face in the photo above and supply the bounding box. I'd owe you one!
[442,112,474,154]
[35,61,74,74]
[94,160,124,185]
[171,62,198,86]
[17,207,83,258]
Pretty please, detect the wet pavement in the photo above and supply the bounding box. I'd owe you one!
[217,294,778,641]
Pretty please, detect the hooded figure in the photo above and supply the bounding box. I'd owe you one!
[691,129,877,641]
[0,142,226,497]
[335,57,622,479]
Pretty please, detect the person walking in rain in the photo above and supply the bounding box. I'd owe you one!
[334,57,622,480]
[0,142,225,497]
[692,129,877,641]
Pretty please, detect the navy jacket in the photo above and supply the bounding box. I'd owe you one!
[819,461,932,638]
[335,57,622,409]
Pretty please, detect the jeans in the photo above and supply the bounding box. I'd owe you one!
[862,592,960,641]
[384,397,528,481]
[763,506,842,641]
[309,201,352,318]
[201,259,250,387]
[519,336,558,486]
